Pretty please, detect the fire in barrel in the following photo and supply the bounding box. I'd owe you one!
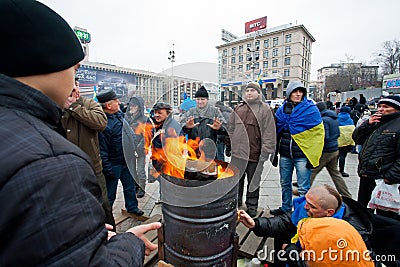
[154,134,240,267]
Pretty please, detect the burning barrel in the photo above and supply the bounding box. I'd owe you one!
[158,160,239,267]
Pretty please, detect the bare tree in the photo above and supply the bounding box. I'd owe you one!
[377,39,400,75]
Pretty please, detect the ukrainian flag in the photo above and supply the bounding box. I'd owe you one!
[276,99,324,167]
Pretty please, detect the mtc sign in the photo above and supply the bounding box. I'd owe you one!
[245,16,267,34]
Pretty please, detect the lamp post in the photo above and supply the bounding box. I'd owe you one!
[168,43,175,105]
[247,33,260,81]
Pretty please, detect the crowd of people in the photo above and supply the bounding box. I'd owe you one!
[1,1,399,266]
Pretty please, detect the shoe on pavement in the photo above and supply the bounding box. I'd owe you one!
[341,172,350,177]
[270,208,285,216]
[137,188,145,198]
[246,208,257,218]
[128,209,144,216]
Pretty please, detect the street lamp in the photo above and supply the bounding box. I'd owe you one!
[247,35,260,81]
[168,43,175,105]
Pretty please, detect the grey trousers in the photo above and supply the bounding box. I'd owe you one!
[310,151,352,198]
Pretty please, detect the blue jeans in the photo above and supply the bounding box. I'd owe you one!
[106,165,139,213]
[279,156,311,212]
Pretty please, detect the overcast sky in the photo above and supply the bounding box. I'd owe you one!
[40,0,399,80]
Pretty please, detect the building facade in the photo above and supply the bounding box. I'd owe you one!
[216,23,315,106]
[317,63,380,100]
[78,61,207,109]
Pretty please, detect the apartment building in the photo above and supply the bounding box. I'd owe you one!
[317,63,379,99]
[216,23,315,105]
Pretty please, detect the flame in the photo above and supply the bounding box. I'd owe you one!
[137,121,234,179]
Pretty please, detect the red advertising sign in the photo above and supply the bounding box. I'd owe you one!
[245,16,267,34]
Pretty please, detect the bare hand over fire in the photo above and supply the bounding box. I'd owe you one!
[238,210,255,229]
[207,117,222,130]
[186,116,199,129]
[127,222,162,255]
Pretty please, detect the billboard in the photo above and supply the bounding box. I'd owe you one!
[76,66,137,101]
[245,16,267,34]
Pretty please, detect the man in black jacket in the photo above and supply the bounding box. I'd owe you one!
[98,89,144,216]
[0,1,159,266]
[353,95,400,220]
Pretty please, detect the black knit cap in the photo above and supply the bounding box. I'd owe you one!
[378,95,400,111]
[97,89,117,103]
[0,0,84,77]
[195,86,209,98]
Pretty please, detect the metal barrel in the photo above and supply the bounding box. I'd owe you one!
[160,162,239,267]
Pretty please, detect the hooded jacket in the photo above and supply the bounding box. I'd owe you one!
[125,96,150,156]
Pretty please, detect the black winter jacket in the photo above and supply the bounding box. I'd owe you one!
[320,109,340,153]
[0,74,145,266]
[352,112,400,184]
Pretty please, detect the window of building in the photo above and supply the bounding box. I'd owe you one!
[263,50,269,58]
[238,65,243,72]
[232,47,237,55]
[246,53,252,61]
[222,67,227,74]
[254,62,259,69]
[223,49,227,57]
[255,51,260,60]
[246,64,251,71]
[264,39,269,48]
[247,43,252,50]
[222,58,227,65]
[263,61,269,69]
[284,57,291,65]
[272,59,278,67]
[239,45,243,54]
[273,37,279,46]
[284,69,290,77]
[239,55,243,62]
[285,34,292,43]
[285,46,291,55]
[255,40,260,47]
[231,56,236,64]
[272,48,278,57]
[272,70,278,74]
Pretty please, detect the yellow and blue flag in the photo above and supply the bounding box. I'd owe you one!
[256,69,263,86]
[276,99,324,167]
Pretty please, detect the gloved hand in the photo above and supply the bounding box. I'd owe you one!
[259,154,270,162]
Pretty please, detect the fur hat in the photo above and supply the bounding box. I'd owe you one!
[378,95,400,111]
[286,81,307,98]
[97,89,117,103]
[195,86,209,98]
[246,82,261,93]
[0,0,84,77]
